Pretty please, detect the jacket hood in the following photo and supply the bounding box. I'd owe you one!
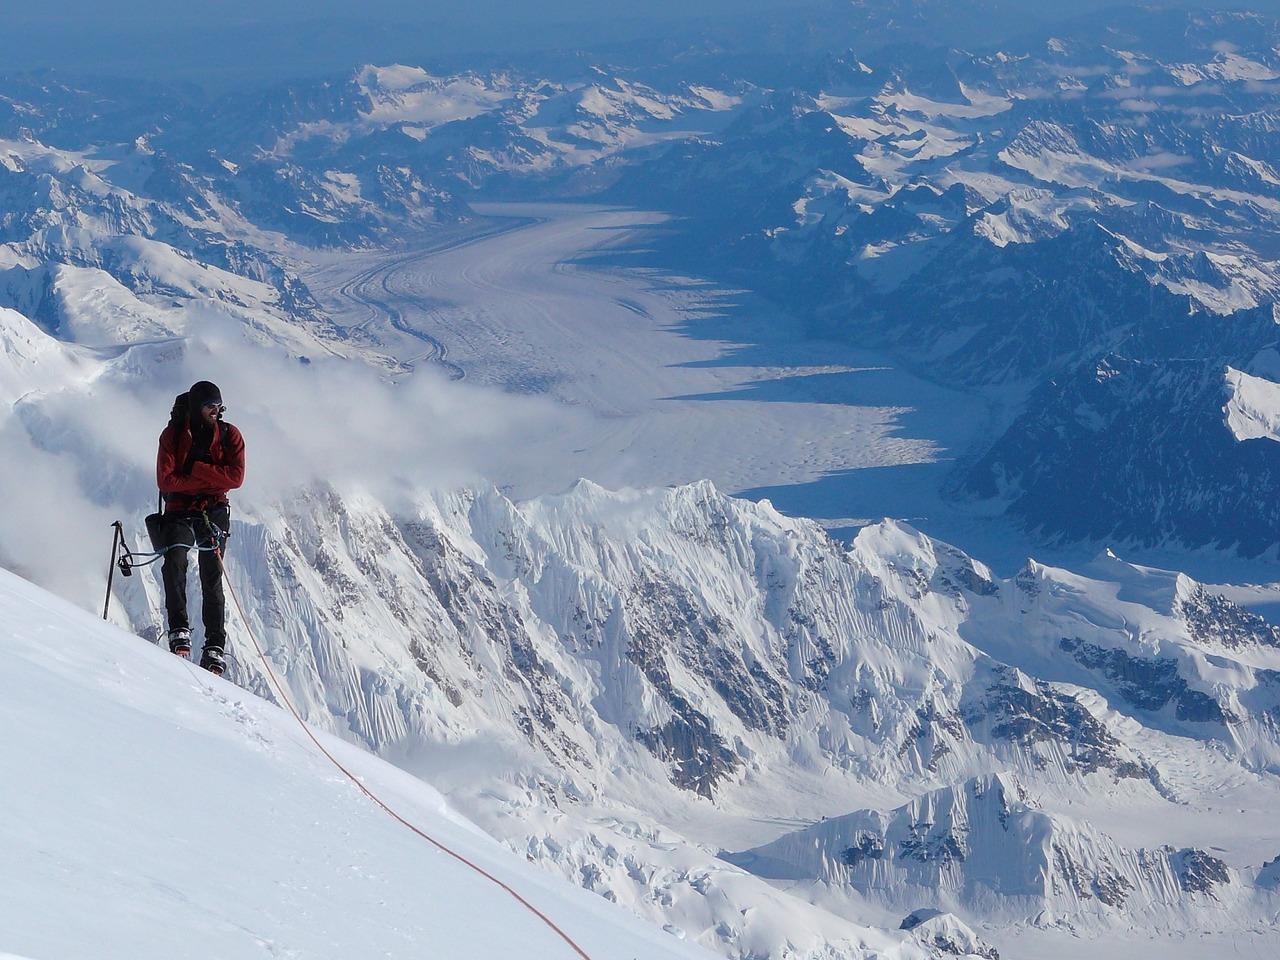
[187,381,223,412]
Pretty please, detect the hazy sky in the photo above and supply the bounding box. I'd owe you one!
[2,0,833,85]
[0,0,1263,88]
[12,0,813,23]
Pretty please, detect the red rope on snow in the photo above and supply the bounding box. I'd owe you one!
[219,559,594,960]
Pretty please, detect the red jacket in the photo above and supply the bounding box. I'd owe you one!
[157,419,246,511]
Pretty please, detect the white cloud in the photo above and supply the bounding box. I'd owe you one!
[174,321,592,511]
[0,301,595,610]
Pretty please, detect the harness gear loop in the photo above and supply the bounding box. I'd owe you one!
[200,508,229,553]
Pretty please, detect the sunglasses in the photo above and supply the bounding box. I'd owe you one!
[201,402,225,413]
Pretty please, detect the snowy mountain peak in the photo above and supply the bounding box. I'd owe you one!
[729,766,1251,929]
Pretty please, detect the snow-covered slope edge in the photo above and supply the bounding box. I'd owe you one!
[0,564,728,960]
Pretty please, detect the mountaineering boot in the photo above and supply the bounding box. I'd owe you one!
[168,627,192,656]
[199,646,226,676]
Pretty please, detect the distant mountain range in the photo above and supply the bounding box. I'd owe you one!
[4,4,1280,958]
[7,3,1276,553]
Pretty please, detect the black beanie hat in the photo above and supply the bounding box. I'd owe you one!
[187,381,223,417]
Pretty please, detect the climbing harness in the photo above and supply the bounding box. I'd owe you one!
[102,511,229,622]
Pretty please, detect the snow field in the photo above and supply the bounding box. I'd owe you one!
[305,202,991,536]
[0,566,719,960]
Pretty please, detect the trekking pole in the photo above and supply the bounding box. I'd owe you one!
[103,521,123,620]
[103,520,139,620]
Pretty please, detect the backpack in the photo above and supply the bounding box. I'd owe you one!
[168,391,189,430]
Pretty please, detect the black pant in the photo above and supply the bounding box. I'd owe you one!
[160,505,231,647]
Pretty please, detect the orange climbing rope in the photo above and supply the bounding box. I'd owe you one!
[219,560,594,960]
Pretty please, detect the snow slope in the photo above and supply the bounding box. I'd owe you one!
[0,563,724,960]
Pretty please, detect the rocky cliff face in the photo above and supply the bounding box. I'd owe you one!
[957,337,1280,555]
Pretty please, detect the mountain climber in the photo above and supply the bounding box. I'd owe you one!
[155,380,245,675]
